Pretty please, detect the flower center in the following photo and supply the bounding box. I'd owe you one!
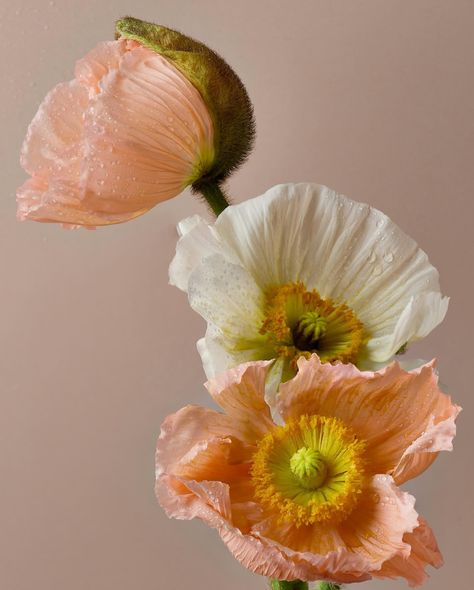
[290,447,328,489]
[251,415,366,527]
[259,282,365,367]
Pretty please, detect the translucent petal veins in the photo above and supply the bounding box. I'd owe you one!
[251,415,367,527]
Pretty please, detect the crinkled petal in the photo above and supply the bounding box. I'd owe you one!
[278,356,459,480]
[205,361,275,442]
[156,405,248,477]
[158,471,417,583]
[251,475,418,580]
[156,473,370,582]
[375,517,443,587]
[393,404,461,484]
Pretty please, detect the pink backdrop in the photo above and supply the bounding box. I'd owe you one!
[1,1,472,588]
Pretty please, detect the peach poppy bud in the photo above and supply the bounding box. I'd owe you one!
[17,17,255,227]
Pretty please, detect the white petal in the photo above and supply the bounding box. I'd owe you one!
[176,214,205,237]
[197,331,236,379]
[366,292,449,361]
[214,183,333,288]
[213,183,447,362]
[188,254,264,341]
[169,217,222,291]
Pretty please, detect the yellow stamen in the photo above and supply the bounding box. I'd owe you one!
[251,415,366,527]
[259,282,365,367]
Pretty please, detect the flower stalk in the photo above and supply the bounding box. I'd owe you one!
[193,182,231,216]
[270,580,308,590]
[269,581,341,590]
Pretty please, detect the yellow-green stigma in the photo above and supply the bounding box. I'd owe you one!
[259,282,366,369]
[251,415,366,527]
[293,312,328,351]
[290,447,328,489]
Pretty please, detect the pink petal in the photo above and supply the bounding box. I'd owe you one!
[278,355,459,482]
[205,361,275,443]
[375,517,443,587]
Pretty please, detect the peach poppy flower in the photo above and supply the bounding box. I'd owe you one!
[17,38,215,227]
[156,356,460,586]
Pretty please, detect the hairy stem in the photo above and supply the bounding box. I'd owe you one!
[193,182,230,216]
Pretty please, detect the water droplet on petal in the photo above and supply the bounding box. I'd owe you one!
[367,251,377,263]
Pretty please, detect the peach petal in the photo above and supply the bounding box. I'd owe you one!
[79,46,213,212]
[156,472,371,583]
[156,405,248,477]
[278,355,458,481]
[175,436,252,485]
[20,80,88,180]
[183,479,233,521]
[393,405,461,484]
[156,474,225,523]
[251,475,418,577]
[205,361,275,442]
[157,455,419,583]
[218,524,372,583]
[18,40,214,227]
[74,39,138,93]
[375,517,443,587]
[16,177,141,226]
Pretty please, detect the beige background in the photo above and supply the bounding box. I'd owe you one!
[1,0,473,588]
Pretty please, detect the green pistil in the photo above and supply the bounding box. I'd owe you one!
[293,311,327,351]
[290,447,328,489]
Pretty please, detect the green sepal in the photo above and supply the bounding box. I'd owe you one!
[115,16,255,194]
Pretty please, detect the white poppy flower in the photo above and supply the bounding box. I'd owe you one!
[169,183,448,392]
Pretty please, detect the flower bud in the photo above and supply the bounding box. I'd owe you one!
[17,17,255,227]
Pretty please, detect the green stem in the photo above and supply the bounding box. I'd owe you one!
[192,182,230,217]
[270,581,308,590]
[269,581,341,590]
